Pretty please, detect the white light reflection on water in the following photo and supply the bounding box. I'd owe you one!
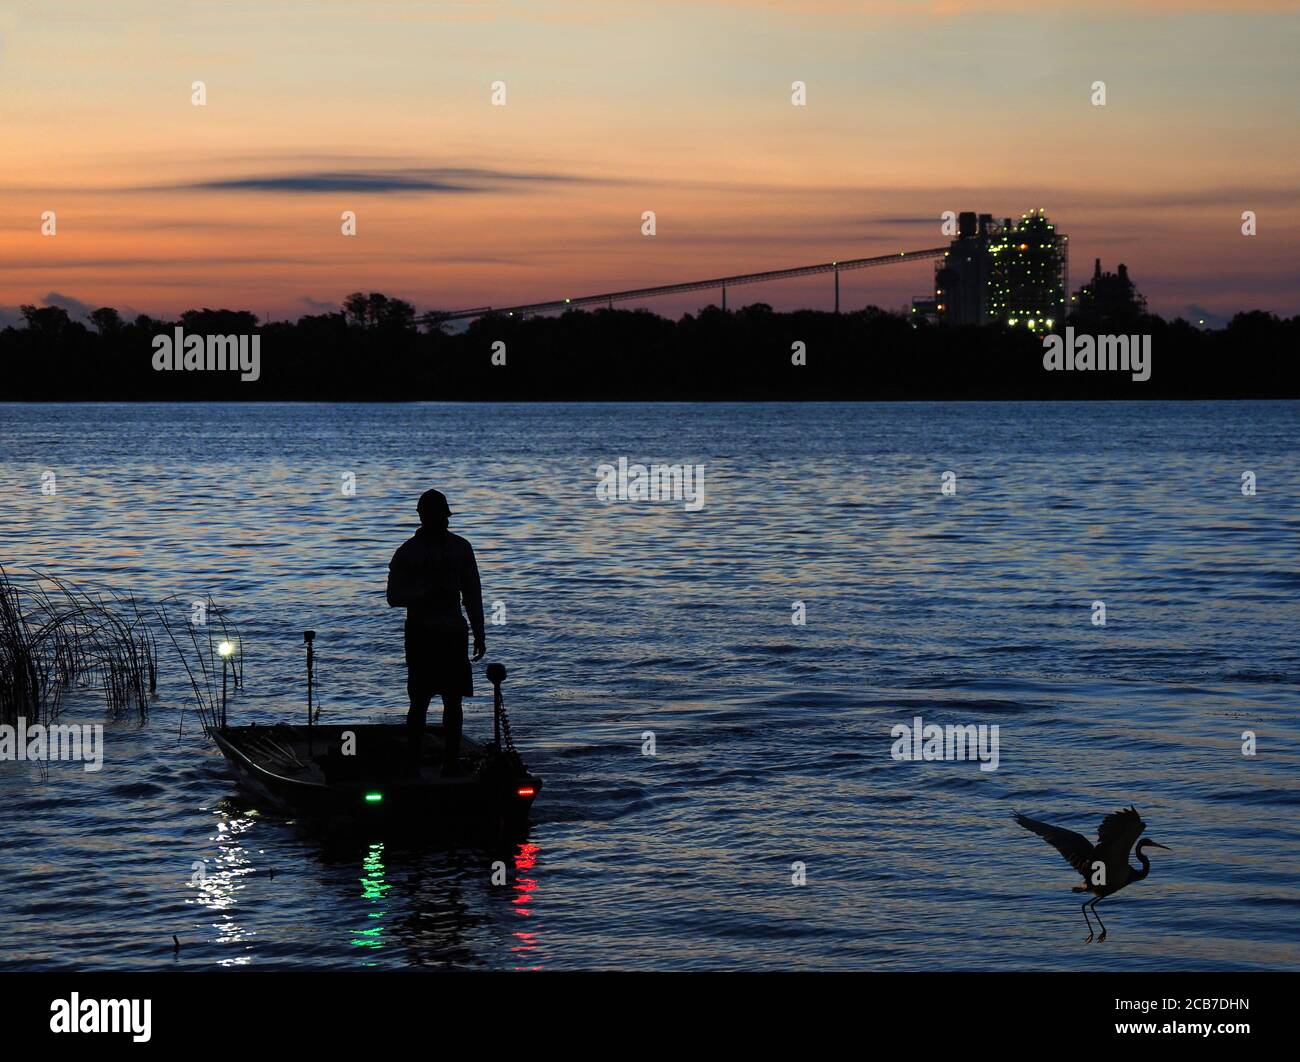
[192,812,260,966]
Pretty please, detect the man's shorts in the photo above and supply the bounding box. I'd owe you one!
[404,623,473,698]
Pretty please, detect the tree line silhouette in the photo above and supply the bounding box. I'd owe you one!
[3,292,1296,400]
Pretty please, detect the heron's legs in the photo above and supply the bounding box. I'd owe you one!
[1090,897,1107,942]
[1081,901,1095,943]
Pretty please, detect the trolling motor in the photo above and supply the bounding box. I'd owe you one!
[479,661,534,805]
[486,662,512,753]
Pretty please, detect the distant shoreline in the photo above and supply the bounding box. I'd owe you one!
[4,303,1296,402]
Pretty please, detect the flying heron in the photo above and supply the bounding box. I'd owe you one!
[1014,806,1170,942]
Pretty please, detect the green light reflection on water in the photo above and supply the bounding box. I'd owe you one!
[351,841,389,959]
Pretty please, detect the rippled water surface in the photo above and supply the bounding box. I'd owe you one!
[1,401,1297,971]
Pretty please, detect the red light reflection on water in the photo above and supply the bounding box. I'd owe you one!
[510,841,542,970]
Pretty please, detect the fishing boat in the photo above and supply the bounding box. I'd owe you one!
[208,632,541,825]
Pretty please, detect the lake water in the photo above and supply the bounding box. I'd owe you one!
[0,401,1297,971]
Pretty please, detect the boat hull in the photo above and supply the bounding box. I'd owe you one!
[211,723,541,826]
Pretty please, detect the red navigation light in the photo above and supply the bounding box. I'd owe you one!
[516,786,536,798]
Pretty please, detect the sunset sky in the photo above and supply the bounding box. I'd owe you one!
[2,0,1297,325]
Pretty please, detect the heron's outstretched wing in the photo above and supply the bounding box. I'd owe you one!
[1095,805,1145,861]
[1014,811,1094,875]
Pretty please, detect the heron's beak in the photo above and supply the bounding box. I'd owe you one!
[1147,840,1171,850]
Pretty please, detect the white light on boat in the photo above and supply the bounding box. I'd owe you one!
[218,640,234,657]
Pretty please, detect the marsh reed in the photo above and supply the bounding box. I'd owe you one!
[0,567,159,727]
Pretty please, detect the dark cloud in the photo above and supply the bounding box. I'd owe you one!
[42,292,96,319]
[298,295,340,314]
[171,167,587,195]
[0,295,144,326]
[0,295,98,328]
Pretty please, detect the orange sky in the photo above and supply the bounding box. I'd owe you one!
[1,1,1297,324]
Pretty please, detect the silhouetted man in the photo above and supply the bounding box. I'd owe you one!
[387,489,485,776]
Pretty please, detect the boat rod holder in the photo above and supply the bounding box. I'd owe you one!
[303,630,316,756]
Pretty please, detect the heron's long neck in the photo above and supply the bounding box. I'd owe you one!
[1131,848,1151,881]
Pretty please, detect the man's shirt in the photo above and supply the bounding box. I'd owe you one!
[387,527,485,639]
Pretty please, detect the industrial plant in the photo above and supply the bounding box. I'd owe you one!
[912,209,1069,331]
